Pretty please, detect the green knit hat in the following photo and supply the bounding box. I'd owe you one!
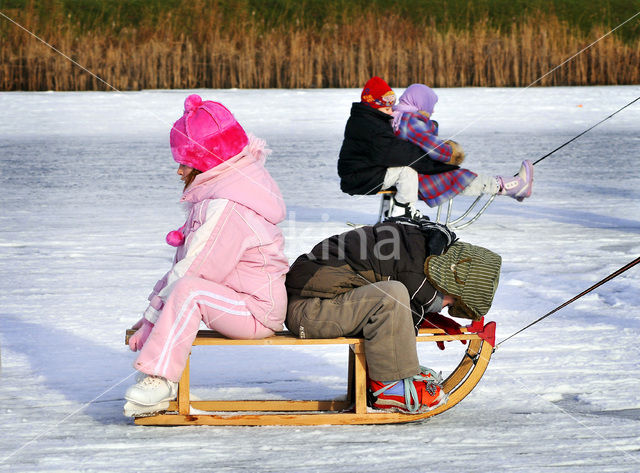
[424,241,502,320]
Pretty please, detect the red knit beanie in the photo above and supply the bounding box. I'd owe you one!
[361,76,396,109]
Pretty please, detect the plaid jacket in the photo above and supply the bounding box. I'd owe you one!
[394,112,477,207]
[394,112,453,163]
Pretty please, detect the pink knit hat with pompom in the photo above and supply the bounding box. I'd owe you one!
[169,94,249,172]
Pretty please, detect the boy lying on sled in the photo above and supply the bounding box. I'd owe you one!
[284,218,501,413]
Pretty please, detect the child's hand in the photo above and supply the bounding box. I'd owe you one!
[129,318,154,351]
[444,140,465,166]
[420,312,467,350]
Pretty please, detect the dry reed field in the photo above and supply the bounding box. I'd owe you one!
[1,3,639,91]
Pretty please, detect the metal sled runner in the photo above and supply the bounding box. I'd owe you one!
[124,319,496,426]
[377,190,496,230]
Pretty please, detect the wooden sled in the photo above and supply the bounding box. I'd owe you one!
[124,318,495,426]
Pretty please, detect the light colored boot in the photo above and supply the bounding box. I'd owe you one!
[124,374,178,407]
[497,160,534,201]
[123,400,170,417]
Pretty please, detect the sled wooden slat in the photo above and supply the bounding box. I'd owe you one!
[178,359,190,415]
[175,399,352,412]
[125,319,495,426]
[133,411,449,426]
[189,332,363,345]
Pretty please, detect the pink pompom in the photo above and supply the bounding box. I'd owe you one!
[166,228,185,247]
[184,94,203,113]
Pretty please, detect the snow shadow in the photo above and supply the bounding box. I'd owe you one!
[554,395,640,422]
[1,315,350,423]
[1,314,135,424]
[483,200,640,233]
[285,204,377,224]
[188,344,350,402]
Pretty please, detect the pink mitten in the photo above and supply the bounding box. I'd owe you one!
[129,318,154,352]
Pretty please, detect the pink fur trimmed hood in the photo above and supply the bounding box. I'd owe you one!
[180,134,286,225]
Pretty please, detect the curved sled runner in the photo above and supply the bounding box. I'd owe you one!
[124,319,495,426]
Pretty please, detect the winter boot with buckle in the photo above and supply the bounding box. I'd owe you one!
[124,374,178,407]
[369,366,447,413]
[497,160,534,202]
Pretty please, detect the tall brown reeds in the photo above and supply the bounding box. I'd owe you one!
[1,4,638,91]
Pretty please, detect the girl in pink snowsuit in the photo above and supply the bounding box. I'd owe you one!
[124,94,288,409]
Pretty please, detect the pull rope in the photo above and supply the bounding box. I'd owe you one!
[497,256,640,347]
[532,95,640,166]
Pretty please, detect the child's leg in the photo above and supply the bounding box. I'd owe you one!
[461,161,533,201]
[134,276,272,382]
[287,280,419,381]
[382,167,418,204]
[201,301,274,339]
[459,173,500,196]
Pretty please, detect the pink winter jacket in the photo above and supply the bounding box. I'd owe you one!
[142,135,289,332]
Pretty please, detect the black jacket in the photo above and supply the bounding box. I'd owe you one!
[285,220,456,329]
[338,102,458,195]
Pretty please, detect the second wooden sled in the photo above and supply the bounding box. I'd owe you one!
[125,318,496,426]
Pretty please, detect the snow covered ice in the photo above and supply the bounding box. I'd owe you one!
[1,86,639,472]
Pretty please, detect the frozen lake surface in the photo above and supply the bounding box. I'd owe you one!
[1,86,639,472]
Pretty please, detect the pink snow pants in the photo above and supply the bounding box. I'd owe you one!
[134,276,275,382]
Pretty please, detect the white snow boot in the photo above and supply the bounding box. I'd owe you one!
[124,375,178,406]
[123,400,170,417]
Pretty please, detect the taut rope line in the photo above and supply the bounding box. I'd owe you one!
[497,256,640,347]
[531,95,640,167]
